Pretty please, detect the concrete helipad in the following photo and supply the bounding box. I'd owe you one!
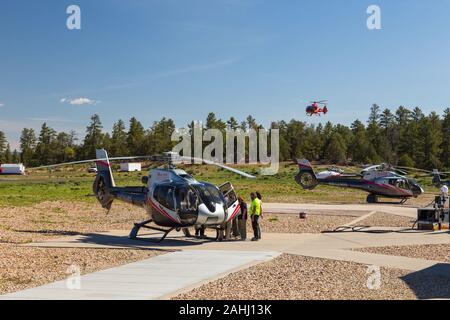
[1,250,279,300]
[264,202,418,218]
[3,202,449,300]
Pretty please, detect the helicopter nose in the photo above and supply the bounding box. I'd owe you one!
[414,184,424,195]
[196,203,226,225]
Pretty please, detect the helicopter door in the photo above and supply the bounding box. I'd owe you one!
[219,182,240,222]
[174,186,199,225]
[151,185,181,226]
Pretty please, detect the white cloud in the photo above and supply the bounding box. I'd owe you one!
[60,97,99,106]
[0,103,4,107]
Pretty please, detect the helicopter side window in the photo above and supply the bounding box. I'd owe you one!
[153,185,175,211]
[398,179,407,190]
[390,178,407,190]
[387,179,397,186]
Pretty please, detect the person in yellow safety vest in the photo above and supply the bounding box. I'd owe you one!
[250,192,262,241]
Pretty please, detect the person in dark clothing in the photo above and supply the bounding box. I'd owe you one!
[249,192,261,241]
[182,228,192,237]
[237,197,248,240]
[195,225,206,239]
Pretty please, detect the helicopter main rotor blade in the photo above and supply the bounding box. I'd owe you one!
[393,168,409,176]
[29,153,256,179]
[175,155,256,179]
[394,166,433,174]
[28,156,155,170]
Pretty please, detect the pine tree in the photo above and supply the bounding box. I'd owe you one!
[285,120,306,159]
[35,123,57,165]
[205,113,226,130]
[110,119,128,157]
[127,117,145,155]
[379,109,396,162]
[441,108,450,169]
[398,154,415,167]
[419,112,442,169]
[246,115,257,131]
[226,117,239,130]
[12,149,20,163]
[127,117,145,156]
[83,114,104,159]
[55,132,76,162]
[20,128,37,166]
[324,132,347,164]
[146,118,176,154]
[4,144,12,163]
[0,131,6,162]
[350,120,369,163]
[366,104,382,160]
[408,108,425,167]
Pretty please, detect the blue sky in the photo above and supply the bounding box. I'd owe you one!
[1,0,450,149]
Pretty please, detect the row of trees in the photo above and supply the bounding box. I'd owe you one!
[0,131,20,164]
[8,115,176,168]
[1,105,449,170]
[274,105,450,170]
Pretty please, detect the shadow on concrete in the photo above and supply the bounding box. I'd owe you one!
[424,230,450,236]
[401,263,450,299]
[14,229,82,237]
[17,229,223,249]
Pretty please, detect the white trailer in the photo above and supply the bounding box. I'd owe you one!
[0,163,26,175]
[120,162,142,172]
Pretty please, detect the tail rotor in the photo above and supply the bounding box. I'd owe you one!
[92,149,115,210]
[295,159,319,190]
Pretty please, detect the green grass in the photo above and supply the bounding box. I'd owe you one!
[0,163,439,207]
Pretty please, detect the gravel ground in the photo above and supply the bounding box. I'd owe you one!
[358,244,450,263]
[173,254,450,300]
[261,212,359,234]
[0,201,146,243]
[0,244,165,295]
[0,201,168,295]
[357,212,415,228]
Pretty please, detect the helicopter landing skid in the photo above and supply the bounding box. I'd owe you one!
[129,219,174,243]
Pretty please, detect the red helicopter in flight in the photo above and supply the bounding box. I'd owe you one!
[306,100,328,116]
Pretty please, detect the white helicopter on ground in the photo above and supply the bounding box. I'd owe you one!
[33,149,255,242]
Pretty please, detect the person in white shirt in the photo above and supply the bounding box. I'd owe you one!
[441,184,449,197]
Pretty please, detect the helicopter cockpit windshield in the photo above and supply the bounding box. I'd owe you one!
[191,183,224,213]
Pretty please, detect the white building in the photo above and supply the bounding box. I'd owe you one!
[119,162,142,172]
[0,163,26,175]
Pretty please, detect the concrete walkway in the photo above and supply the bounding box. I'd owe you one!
[23,229,450,271]
[1,250,278,300]
[264,202,418,218]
